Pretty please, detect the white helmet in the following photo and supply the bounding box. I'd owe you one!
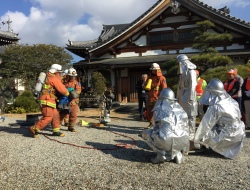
[49,64,62,73]
[177,54,189,62]
[68,68,77,76]
[64,69,69,75]
[61,69,68,76]
[150,63,160,70]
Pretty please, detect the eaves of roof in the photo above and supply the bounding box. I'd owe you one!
[73,50,250,68]
[0,30,19,40]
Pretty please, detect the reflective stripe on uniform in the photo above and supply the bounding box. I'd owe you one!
[39,100,57,108]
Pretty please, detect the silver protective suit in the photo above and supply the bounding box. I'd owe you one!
[142,92,189,164]
[176,56,198,141]
[194,80,245,159]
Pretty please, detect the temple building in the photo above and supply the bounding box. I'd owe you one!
[66,0,250,103]
[0,17,19,47]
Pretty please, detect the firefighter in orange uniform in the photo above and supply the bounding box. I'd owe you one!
[60,69,70,126]
[195,70,207,119]
[29,64,69,138]
[59,68,82,132]
[145,63,167,128]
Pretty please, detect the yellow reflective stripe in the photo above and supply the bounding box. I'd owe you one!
[153,86,159,90]
[33,125,40,132]
[39,100,56,108]
[44,84,50,89]
[39,100,46,104]
[53,128,60,132]
[47,102,56,108]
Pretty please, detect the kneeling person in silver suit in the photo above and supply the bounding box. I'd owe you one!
[194,79,245,159]
[142,88,189,164]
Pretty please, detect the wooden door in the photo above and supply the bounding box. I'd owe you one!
[121,77,129,102]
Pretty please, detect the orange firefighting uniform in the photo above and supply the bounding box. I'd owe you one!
[60,77,82,128]
[33,72,69,132]
[146,70,167,122]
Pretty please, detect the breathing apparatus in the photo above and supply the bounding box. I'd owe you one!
[145,79,152,90]
[34,72,46,98]
[99,90,115,124]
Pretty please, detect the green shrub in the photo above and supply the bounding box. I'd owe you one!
[4,90,40,113]
[89,72,107,95]
[201,63,250,83]
[4,105,26,114]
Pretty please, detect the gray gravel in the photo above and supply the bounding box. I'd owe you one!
[0,104,249,190]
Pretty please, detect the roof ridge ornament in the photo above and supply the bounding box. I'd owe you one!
[171,0,180,14]
[2,16,13,32]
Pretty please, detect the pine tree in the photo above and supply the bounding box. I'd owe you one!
[190,20,233,74]
[89,71,107,95]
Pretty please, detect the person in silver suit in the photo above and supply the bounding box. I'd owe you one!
[194,78,245,159]
[176,54,198,151]
[142,88,189,164]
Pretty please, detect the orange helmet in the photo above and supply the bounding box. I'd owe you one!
[226,69,235,75]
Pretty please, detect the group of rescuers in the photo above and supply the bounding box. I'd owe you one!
[30,54,247,164]
[137,54,246,164]
[30,64,81,137]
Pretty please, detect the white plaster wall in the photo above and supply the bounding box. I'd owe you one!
[179,47,198,53]
[151,27,172,32]
[169,50,177,54]
[178,24,197,29]
[135,35,147,46]
[142,50,166,56]
[116,52,139,58]
[215,47,224,51]
[227,44,244,50]
[15,79,25,91]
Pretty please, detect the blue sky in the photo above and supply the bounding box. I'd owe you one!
[0,0,249,63]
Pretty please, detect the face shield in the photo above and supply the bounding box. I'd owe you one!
[177,61,187,74]
[199,88,230,106]
[177,62,182,74]
[199,90,212,105]
[153,96,176,113]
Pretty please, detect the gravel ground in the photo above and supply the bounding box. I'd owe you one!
[0,103,249,190]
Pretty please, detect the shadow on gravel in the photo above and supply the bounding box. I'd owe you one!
[0,124,53,138]
[113,104,139,120]
[104,124,143,135]
[85,141,154,163]
[188,148,225,159]
[0,125,34,138]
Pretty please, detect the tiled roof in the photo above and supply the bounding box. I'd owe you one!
[0,30,19,39]
[66,0,250,51]
[192,0,250,27]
